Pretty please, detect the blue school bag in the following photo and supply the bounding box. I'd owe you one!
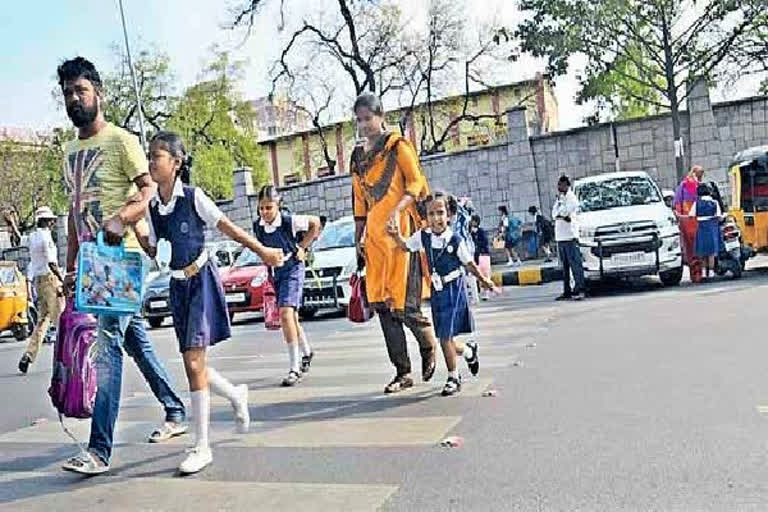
[75,232,145,315]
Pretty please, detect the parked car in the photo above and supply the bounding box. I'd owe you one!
[300,216,357,318]
[573,171,683,287]
[220,247,268,322]
[143,271,171,329]
[206,241,242,270]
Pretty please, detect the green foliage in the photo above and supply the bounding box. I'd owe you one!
[168,50,267,200]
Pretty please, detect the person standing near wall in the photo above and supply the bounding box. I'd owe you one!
[552,175,585,301]
[674,165,704,283]
[498,206,522,266]
[18,207,64,374]
[351,93,438,394]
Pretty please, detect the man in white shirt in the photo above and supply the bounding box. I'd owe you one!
[551,175,585,301]
[18,207,64,374]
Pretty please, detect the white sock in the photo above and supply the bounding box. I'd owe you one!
[207,367,240,406]
[463,343,474,361]
[298,334,312,358]
[190,389,210,450]
[287,342,300,372]
[448,370,458,379]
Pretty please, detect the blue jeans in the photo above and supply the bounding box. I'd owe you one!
[558,240,585,296]
[88,315,185,464]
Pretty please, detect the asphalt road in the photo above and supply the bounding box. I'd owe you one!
[2,269,768,511]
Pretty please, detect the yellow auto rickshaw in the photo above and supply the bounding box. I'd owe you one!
[728,145,768,253]
[0,261,32,341]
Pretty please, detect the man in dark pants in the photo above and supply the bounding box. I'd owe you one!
[552,175,585,301]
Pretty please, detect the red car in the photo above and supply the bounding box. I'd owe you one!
[220,248,268,322]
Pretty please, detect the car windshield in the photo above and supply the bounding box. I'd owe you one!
[576,176,661,212]
[314,221,355,251]
[234,248,263,268]
[0,267,17,286]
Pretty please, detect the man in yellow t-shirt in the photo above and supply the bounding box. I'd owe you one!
[57,57,187,476]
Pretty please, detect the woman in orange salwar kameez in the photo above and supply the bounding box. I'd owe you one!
[351,93,437,394]
[674,165,705,283]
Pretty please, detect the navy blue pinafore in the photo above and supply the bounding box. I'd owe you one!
[694,198,720,258]
[150,186,231,352]
[253,213,305,309]
[422,231,474,340]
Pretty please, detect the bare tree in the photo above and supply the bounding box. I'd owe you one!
[517,0,767,180]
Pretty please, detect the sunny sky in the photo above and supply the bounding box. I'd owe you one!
[0,0,763,133]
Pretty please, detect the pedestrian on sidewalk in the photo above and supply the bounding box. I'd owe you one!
[498,206,522,266]
[351,93,438,394]
[552,175,585,301]
[470,214,492,301]
[253,185,321,387]
[389,191,497,396]
[528,206,554,262]
[674,165,705,283]
[57,57,188,476]
[136,131,284,474]
[18,207,64,374]
[690,183,722,280]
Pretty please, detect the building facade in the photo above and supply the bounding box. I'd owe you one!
[259,73,558,186]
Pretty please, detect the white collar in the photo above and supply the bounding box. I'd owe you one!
[427,227,454,240]
[152,178,185,206]
[259,212,283,227]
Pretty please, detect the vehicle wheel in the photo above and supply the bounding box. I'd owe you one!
[12,324,28,341]
[299,306,318,320]
[660,267,683,287]
[732,263,743,279]
[148,317,164,329]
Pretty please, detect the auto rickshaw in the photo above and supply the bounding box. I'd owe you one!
[0,261,32,341]
[728,146,768,253]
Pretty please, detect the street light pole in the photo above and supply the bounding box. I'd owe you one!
[117,0,147,151]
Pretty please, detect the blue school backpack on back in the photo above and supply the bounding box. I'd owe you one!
[505,215,522,244]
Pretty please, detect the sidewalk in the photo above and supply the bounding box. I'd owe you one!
[490,257,562,287]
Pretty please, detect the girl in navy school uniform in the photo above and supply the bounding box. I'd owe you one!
[389,191,498,396]
[253,185,321,387]
[136,131,284,475]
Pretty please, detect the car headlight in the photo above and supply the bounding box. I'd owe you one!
[579,227,596,239]
[251,274,266,288]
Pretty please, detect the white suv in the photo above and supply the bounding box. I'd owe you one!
[573,171,683,286]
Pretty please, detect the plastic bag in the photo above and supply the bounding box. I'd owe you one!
[347,272,374,323]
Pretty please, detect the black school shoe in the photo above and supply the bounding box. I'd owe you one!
[18,355,31,374]
[441,376,462,396]
[281,370,302,387]
[465,341,479,376]
[300,352,314,373]
[384,374,414,394]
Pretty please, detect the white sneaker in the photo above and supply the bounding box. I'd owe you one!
[179,446,213,474]
[234,384,250,434]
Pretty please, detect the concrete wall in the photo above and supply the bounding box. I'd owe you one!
[55,79,768,259]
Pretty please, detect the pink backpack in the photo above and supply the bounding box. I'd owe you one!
[48,298,98,419]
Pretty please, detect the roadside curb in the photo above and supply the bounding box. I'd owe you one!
[491,265,562,286]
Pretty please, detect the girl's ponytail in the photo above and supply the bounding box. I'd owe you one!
[179,155,193,185]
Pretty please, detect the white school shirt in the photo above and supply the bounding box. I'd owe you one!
[551,189,579,242]
[27,228,58,278]
[404,227,473,266]
[144,179,224,247]
[258,212,310,237]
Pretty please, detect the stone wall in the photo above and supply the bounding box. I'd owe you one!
[54,79,768,259]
